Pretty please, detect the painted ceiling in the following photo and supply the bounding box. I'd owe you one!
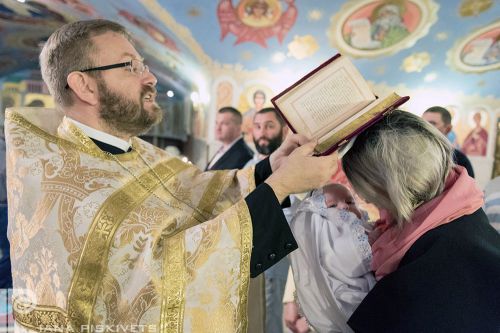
[0,0,499,98]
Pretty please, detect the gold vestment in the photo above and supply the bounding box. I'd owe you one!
[6,108,255,333]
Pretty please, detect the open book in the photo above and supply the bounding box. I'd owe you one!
[271,54,409,155]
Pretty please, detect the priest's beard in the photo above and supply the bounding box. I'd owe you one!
[253,133,283,156]
[97,80,163,137]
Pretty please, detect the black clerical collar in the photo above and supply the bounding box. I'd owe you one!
[89,138,132,155]
[67,118,132,155]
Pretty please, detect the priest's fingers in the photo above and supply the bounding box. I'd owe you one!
[292,139,317,156]
[285,133,310,147]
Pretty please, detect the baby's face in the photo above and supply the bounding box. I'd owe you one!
[323,184,362,219]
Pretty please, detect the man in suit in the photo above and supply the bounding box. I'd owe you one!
[422,106,475,178]
[206,106,254,170]
[246,107,291,333]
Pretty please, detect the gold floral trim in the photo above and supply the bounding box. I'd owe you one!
[316,93,401,154]
[13,298,71,333]
[158,171,234,333]
[67,159,189,331]
[5,111,138,162]
[196,171,230,217]
[159,230,186,333]
[235,201,252,332]
[63,118,137,162]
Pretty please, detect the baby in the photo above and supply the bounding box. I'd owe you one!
[287,183,376,333]
[322,183,363,219]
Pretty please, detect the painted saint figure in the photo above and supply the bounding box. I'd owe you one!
[370,3,409,48]
[462,111,488,156]
[243,89,267,145]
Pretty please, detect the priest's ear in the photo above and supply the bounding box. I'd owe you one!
[66,71,99,106]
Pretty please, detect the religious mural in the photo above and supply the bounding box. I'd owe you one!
[118,9,179,52]
[458,0,494,17]
[237,84,274,145]
[329,0,438,58]
[492,117,500,178]
[461,107,490,157]
[217,0,298,47]
[448,20,500,73]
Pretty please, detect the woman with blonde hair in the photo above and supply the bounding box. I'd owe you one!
[342,110,500,332]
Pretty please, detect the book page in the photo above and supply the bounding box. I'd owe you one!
[315,93,401,153]
[275,56,375,139]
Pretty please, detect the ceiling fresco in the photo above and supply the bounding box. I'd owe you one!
[0,0,498,97]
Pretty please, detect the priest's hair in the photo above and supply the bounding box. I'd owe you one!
[40,19,131,107]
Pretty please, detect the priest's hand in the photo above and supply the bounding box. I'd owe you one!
[269,133,310,172]
[266,140,338,203]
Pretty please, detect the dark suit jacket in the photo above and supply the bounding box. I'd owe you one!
[206,137,254,171]
[453,148,475,178]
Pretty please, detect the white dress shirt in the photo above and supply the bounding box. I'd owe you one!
[207,136,242,169]
[67,118,131,152]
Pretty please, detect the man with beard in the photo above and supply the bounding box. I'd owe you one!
[5,20,338,332]
[245,108,290,333]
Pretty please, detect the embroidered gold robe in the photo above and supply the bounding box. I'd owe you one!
[6,107,256,333]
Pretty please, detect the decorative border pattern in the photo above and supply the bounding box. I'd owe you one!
[446,20,500,73]
[328,0,438,58]
[13,299,70,333]
[5,110,138,162]
[66,159,189,331]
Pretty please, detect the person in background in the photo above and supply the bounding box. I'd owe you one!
[422,106,475,177]
[343,110,500,332]
[205,106,253,170]
[6,19,339,332]
[245,107,290,333]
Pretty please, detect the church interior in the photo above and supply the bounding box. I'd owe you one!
[0,0,499,331]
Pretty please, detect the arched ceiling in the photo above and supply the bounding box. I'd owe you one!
[0,0,499,97]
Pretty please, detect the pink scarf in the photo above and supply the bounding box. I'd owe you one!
[371,166,484,280]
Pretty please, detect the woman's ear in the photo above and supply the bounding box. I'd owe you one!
[66,72,99,106]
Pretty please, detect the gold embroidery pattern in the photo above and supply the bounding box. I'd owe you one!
[158,171,231,333]
[235,201,252,333]
[13,299,70,333]
[6,111,138,162]
[185,222,223,281]
[159,231,186,333]
[67,160,189,331]
[6,117,121,265]
[98,272,159,325]
[196,171,230,217]
[183,172,230,277]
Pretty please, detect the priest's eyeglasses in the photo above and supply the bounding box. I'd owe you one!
[79,59,149,75]
[65,59,149,88]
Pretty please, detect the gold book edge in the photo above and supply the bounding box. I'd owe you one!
[315,92,401,154]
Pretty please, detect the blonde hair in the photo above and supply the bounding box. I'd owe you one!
[40,19,131,107]
[342,110,453,226]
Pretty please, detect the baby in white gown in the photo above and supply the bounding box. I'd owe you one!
[289,184,376,333]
